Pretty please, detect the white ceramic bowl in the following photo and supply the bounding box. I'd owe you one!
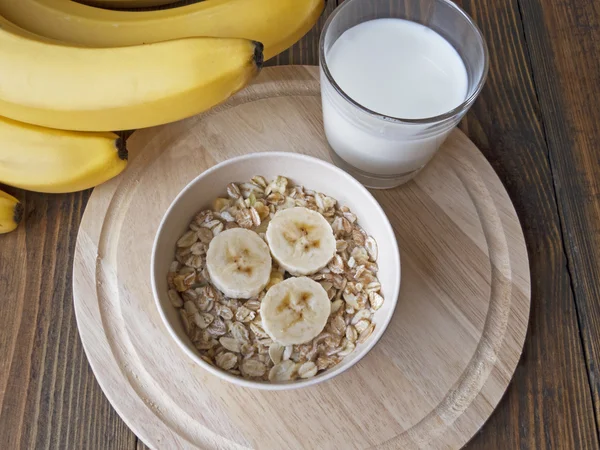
[151,152,401,390]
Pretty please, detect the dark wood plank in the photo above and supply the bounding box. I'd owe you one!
[332,0,598,447]
[517,0,600,431]
[0,188,135,450]
[451,0,600,447]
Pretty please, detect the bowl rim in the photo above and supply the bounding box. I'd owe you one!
[150,152,401,390]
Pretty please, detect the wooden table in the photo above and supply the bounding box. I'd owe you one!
[1,0,599,448]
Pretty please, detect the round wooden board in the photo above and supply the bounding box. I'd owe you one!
[73,66,530,450]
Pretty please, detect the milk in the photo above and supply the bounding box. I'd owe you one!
[321,18,469,179]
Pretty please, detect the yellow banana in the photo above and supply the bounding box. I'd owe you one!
[0,14,263,131]
[0,115,127,193]
[0,0,324,60]
[0,189,22,234]
[79,0,180,7]
[0,8,61,43]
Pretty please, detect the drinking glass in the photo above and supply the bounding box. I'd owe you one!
[319,0,489,188]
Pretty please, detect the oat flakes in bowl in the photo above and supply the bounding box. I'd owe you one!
[151,152,400,390]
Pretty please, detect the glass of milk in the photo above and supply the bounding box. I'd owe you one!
[319,0,489,188]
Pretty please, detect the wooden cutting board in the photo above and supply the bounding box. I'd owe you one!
[73,66,530,450]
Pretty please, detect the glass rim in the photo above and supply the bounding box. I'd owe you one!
[319,0,490,125]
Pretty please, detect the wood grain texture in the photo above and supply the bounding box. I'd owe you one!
[0,189,135,450]
[72,66,530,449]
[448,0,600,447]
[516,0,600,431]
[0,0,598,448]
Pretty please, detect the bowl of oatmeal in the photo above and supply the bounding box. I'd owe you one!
[151,152,400,390]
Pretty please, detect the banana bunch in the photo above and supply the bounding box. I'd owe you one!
[0,14,263,131]
[0,0,324,233]
[0,0,324,60]
[0,189,23,234]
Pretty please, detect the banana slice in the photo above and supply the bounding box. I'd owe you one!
[260,277,330,345]
[206,228,272,299]
[266,207,336,276]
